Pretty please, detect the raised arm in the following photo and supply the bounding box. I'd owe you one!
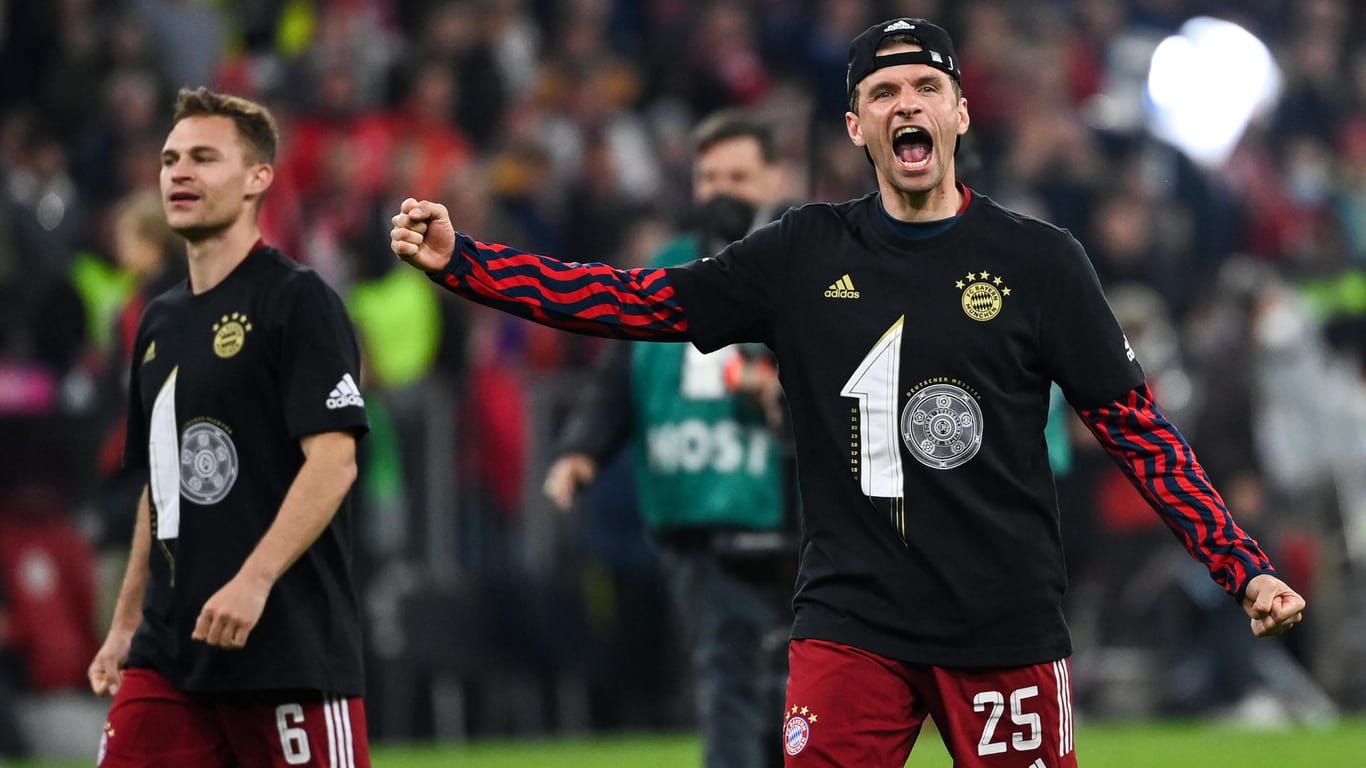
[1077,383,1304,637]
[391,198,691,341]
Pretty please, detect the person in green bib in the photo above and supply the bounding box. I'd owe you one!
[544,111,798,768]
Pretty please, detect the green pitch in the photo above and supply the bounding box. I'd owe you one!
[18,719,1366,767]
[372,721,1365,767]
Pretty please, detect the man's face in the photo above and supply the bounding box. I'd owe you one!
[692,135,778,207]
[845,42,969,198]
[159,115,269,241]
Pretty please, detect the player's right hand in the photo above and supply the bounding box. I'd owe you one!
[391,197,456,273]
[88,628,134,696]
[543,453,598,512]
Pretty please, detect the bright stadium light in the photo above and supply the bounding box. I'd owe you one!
[1145,17,1281,169]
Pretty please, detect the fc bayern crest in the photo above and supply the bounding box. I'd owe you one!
[901,383,984,469]
[180,422,239,504]
[783,715,811,756]
[955,271,1010,322]
[212,312,252,358]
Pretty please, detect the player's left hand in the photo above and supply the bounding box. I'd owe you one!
[193,573,271,650]
[1242,573,1305,638]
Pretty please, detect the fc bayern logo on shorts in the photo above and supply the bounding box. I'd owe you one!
[180,421,239,504]
[784,715,811,756]
[901,383,984,469]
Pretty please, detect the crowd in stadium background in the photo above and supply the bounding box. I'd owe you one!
[0,0,1363,757]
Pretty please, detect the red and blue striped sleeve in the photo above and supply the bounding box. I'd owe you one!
[426,234,691,340]
[1077,383,1276,600]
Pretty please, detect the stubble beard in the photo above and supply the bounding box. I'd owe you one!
[167,206,237,245]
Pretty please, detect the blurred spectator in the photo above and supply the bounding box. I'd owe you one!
[539,57,660,203]
[384,58,475,203]
[410,0,510,150]
[0,476,100,694]
[130,0,227,90]
[1337,118,1366,264]
[74,67,170,211]
[683,1,773,113]
[3,113,84,292]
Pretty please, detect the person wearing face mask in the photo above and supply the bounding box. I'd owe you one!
[542,111,797,768]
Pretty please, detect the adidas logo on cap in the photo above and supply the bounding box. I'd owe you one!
[884,19,914,32]
[326,373,365,409]
[824,274,860,299]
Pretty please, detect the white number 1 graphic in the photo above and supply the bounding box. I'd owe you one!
[840,316,905,498]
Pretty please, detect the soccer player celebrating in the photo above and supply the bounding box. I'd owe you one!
[89,87,372,766]
[390,19,1304,767]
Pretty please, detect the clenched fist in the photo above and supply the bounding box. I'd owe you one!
[390,197,457,273]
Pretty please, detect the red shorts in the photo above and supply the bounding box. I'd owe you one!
[783,639,1077,768]
[98,668,370,768]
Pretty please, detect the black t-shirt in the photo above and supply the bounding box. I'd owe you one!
[123,245,369,695]
[666,190,1145,667]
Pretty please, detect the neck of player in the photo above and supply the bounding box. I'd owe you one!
[182,215,262,295]
[879,174,964,223]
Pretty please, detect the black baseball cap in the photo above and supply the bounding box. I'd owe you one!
[846,18,961,107]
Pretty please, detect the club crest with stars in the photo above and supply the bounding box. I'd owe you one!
[213,312,252,358]
[956,270,1010,322]
[783,704,819,756]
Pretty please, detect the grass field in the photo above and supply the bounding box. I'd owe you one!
[16,718,1366,767]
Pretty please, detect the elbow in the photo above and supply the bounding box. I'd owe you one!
[337,456,359,491]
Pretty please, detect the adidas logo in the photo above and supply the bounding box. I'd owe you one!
[824,274,860,299]
[884,20,914,32]
[326,373,365,409]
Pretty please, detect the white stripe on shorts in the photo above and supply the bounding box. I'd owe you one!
[338,697,354,768]
[1053,659,1073,756]
[325,696,337,767]
[325,696,355,768]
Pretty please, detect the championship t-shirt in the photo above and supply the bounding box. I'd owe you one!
[123,245,369,694]
[666,191,1145,667]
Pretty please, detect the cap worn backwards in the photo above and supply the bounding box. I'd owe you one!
[846,18,961,107]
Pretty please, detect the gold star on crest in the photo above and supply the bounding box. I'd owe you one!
[955,280,964,289]
[993,276,1002,285]
[965,272,976,281]
[980,270,991,280]
[1003,287,1012,296]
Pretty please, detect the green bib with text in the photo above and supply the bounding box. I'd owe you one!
[629,235,783,530]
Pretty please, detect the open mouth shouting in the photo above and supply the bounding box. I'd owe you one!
[892,126,933,171]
